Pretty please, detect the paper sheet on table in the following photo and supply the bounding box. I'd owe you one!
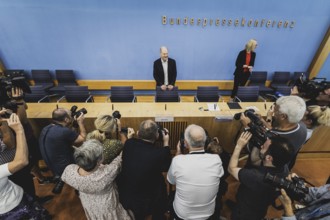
[207,103,220,111]
[245,106,260,112]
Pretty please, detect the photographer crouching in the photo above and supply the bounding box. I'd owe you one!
[38,106,87,194]
[228,131,295,220]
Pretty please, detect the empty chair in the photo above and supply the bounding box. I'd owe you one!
[155,86,180,102]
[275,86,292,96]
[194,86,220,102]
[270,71,291,89]
[24,86,50,103]
[4,69,25,77]
[49,70,77,95]
[31,69,54,90]
[248,71,273,94]
[57,86,93,103]
[108,86,136,102]
[235,86,260,102]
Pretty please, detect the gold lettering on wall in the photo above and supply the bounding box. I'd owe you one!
[278,20,283,28]
[234,19,239,26]
[241,18,246,27]
[162,16,167,25]
[184,17,188,25]
[162,16,296,29]
[248,19,253,27]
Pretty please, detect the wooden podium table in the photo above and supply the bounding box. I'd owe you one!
[26,102,330,156]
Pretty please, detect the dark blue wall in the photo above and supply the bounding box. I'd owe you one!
[0,0,329,80]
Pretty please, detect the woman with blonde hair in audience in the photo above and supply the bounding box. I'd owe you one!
[87,114,133,164]
[302,105,330,141]
[62,139,134,219]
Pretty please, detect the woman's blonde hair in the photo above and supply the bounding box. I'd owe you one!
[89,115,116,142]
[307,106,330,127]
[245,39,257,52]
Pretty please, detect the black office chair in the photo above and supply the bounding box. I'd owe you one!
[24,86,50,103]
[270,71,291,89]
[57,86,94,103]
[248,71,273,94]
[49,70,78,95]
[194,86,220,102]
[107,86,136,102]
[31,69,54,90]
[155,86,180,102]
[275,86,292,96]
[235,86,261,102]
[4,69,25,77]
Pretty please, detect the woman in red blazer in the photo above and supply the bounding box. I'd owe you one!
[231,39,258,98]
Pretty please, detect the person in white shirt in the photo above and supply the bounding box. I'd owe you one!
[0,112,49,219]
[167,124,224,220]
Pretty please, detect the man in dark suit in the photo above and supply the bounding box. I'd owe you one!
[118,120,172,220]
[153,46,177,91]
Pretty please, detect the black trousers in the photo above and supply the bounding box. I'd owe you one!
[231,72,251,98]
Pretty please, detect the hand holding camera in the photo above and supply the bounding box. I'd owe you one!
[162,128,169,146]
[7,113,23,133]
[127,127,135,139]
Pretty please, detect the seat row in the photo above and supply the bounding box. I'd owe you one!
[4,69,308,103]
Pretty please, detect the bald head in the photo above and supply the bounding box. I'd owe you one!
[184,124,207,148]
[160,46,168,62]
[52,108,70,122]
[138,119,159,142]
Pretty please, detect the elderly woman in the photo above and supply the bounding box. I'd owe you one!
[87,115,133,164]
[61,139,134,220]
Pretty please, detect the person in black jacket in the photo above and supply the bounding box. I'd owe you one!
[231,39,258,98]
[153,46,177,91]
[118,120,172,220]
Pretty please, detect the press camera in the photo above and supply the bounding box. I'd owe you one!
[264,173,309,201]
[0,72,30,117]
[295,74,330,99]
[234,109,278,149]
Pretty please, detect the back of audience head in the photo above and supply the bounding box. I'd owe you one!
[138,120,159,143]
[276,96,306,123]
[89,115,117,142]
[206,137,223,154]
[303,105,330,128]
[52,108,71,124]
[74,139,103,172]
[265,136,294,168]
[184,124,206,148]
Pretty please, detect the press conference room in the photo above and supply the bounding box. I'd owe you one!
[0,0,329,219]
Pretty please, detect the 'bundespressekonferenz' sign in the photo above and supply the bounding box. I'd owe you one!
[162,16,295,28]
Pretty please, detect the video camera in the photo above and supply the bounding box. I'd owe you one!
[264,173,309,201]
[0,71,30,117]
[234,109,278,149]
[294,74,330,99]
[0,71,31,106]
